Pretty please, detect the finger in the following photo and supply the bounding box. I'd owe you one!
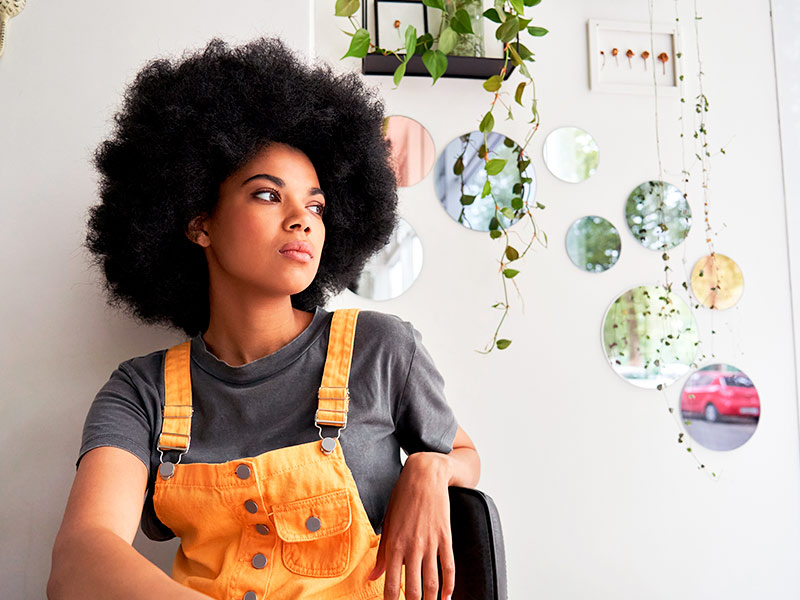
[369,533,387,580]
[439,537,456,600]
[383,547,405,600]
[401,551,423,600]
[421,552,440,600]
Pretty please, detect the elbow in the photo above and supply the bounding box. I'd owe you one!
[48,530,76,599]
[47,551,65,599]
[470,447,481,488]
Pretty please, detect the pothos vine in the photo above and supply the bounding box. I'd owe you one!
[334,0,549,353]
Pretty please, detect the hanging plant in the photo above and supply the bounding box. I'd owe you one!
[334,0,549,353]
[644,0,729,478]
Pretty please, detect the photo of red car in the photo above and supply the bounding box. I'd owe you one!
[680,367,760,423]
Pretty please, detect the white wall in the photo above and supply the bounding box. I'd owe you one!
[2,1,799,598]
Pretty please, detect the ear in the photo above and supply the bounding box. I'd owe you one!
[186,214,211,248]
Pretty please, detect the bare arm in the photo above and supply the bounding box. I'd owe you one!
[47,446,210,600]
[370,424,481,600]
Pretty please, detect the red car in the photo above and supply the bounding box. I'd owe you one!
[680,369,760,422]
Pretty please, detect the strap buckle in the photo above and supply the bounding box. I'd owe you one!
[157,404,193,459]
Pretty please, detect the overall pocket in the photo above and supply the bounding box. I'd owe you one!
[271,488,353,577]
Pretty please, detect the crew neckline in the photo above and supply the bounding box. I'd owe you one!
[190,305,331,384]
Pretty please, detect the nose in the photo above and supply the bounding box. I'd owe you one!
[283,198,313,233]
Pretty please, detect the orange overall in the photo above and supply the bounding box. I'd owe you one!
[153,308,406,600]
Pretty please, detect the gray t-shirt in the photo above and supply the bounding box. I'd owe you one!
[77,306,459,541]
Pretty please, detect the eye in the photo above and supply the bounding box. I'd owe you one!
[254,188,280,202]
[310,203,325,216]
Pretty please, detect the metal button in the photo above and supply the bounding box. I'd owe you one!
[252,553,268,569]
[243,592,257,600]
[235,464,251,480]
[244,500,258,514]
[256,524,270,535]
[159,462,175,480]
[321,437,337,454]
[305,516,322,532]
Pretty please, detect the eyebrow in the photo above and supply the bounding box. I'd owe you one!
[242,173,325,199]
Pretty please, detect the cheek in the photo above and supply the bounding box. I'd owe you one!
[216,210,274,261]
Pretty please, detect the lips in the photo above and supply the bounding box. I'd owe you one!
[278,240,313,262]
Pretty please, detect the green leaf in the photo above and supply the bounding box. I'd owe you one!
[489,229,502,239]
[393,61,406,86]
[488,216,500,230]
[496,17,520,43]
[524,0,542,6]
[438,27,457,54]
[483,8,502,23]
[481,178,492,198]
[485,158,507,175]
[515,42,534,60]
[479,111,494,133]
[450,8,474,34]
[517,17,532,29]
[502,268,519,278]
[511,197,523,210]
[460,194,476,206]
[335,0,360,17]
[508,0,525,13]
[404,25,418,59]
[421,49,448,83]
[514,81,526,105]
[505,245,519,261]
[453,155,464,175]
[527,26,549,36]
[422,0,446,10]
[507,43,531,78]
[500,206,515,220]
[496,339,512,350]
[341,28,371,59]
[483,75,503,92]
[416,33,434,53]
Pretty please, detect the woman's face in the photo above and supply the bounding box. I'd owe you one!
[192,142,326,299]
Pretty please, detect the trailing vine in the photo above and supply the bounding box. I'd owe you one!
[334,0,549,353]
[647,0,730,479]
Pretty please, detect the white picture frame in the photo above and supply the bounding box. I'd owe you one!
[587,19,681,95]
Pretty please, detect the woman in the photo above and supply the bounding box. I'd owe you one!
[48,36,480,600]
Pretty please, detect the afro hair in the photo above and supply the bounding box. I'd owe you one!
[86,36,399,337]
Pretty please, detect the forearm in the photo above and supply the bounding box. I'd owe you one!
[48,526,210,600]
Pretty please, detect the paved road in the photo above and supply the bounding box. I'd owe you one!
[683,418,758,450]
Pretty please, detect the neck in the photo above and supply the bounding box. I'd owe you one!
[201,284,315,367]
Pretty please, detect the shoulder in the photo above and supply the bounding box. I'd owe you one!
[345,309,419,365]
[100,342,183,398]
[353,309,414,340]
[352,309,417,349]
[115,347,169,385]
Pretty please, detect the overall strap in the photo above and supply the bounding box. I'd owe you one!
[315,308,360,444]
[158,340,194,455]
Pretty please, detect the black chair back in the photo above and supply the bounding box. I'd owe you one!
[431,486,507,600]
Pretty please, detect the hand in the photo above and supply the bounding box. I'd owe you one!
[368,452,455,600]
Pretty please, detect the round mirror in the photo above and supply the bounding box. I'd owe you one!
[690,253,744,310]
[680,363,760,450]
[382,115,436,187]
[566,216,621,272]
[434,130,535,232]
[348,217,423,300]
[624,181,692,250]
[542,126,600,183]
[602,284,699,389]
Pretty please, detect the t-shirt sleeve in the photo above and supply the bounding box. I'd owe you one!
[394,324,459,455]
[76,362,154,472]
